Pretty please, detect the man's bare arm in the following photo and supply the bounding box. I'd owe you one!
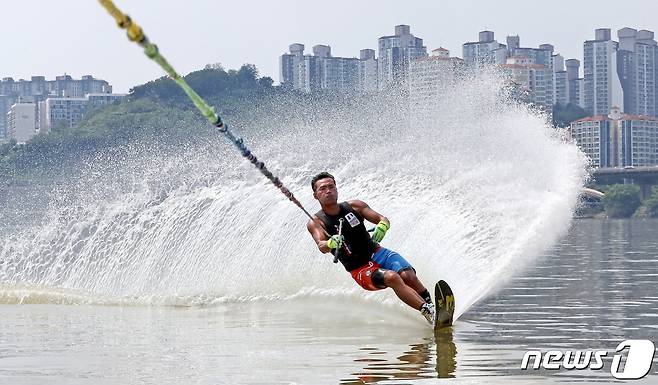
[307,217,332,254]
[348,199,389,227]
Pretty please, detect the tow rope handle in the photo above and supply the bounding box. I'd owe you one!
[332,218,344,264]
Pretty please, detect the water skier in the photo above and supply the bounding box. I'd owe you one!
[306,172,435,325]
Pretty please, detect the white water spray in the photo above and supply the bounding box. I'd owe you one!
[0,72,587,320]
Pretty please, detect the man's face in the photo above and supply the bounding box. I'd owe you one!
[313,178,338,205]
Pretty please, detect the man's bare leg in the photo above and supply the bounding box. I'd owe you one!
[383,270,425,310]
[399,269,432,301]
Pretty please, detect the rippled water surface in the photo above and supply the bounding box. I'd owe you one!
[1,219,657,385]
[457,219,658,383]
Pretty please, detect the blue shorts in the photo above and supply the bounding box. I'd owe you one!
[372,247,414,273]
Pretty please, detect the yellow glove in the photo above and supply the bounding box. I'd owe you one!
[371,221,389,243]
[326,234,344,250]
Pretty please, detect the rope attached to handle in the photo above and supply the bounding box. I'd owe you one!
[98,0,326,234]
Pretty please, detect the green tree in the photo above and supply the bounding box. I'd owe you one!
[237,64,258,83]
[603,184,642,218]
[0,139,17,157]
[258,76,274,88]
[644,186,658,218]
[128,63,271,103]
[553,103,588,127]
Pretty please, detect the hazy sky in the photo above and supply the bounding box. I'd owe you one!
[2,0,657,93]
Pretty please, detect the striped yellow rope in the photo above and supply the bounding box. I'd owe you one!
[98,0,222,127]
[98,0,326,230]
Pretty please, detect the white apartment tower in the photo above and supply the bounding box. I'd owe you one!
[279,43,305,89]
[617,28,658,117]
[553,54,569,106]
[378,25,427,90]
[0,95,12,141]
[358,49,378,93]
[570,107,658,167]
[279,44,369,93]
[502,56,553,111]
[409,48,464,126]
[583,28,625,115]
[7,103,37,143]
[38,93,125,133]
[566,59,585,108]
[510,42,556,105]
[0,75,113,143]
[462,31,507,68]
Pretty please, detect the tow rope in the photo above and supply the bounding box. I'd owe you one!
[98,0,320,224]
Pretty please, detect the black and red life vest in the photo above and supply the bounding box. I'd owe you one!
[315,202,378,272]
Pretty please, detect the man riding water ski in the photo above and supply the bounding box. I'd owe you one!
[306,172,436,325]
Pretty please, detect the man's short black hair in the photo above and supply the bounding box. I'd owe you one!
[311,172,335,192]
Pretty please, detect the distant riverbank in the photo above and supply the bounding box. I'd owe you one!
[589,184,658,219]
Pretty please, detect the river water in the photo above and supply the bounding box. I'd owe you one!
[1,219,656,385]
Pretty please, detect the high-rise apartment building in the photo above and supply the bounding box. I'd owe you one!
[39,98,87,133]
[7,103,37,143]
[279,44,368,93]
[511,44,554,68]
[38,93,125,133]
[508,42,556,105]
[553,54,568,106]
[506,35,520,57]
[0,75,115,141]
[409,48,464,127]
[583,29,625,115]
[462,31,507,67]
[502,56,553,111]
[463,33,559,109]
[298,53,322,93]
[570,107,658,167]
[316,45,360,92]
[279,43,305,89]
[378,25,427,89]
[0,95,13,141]
[357,49,378,93]
[0,75,111,99]
[617,28,658,117]
[566,59,585,108]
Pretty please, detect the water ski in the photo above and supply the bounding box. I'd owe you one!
[434,280,455,329]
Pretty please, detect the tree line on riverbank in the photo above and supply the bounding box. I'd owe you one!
[598,184,658,218]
